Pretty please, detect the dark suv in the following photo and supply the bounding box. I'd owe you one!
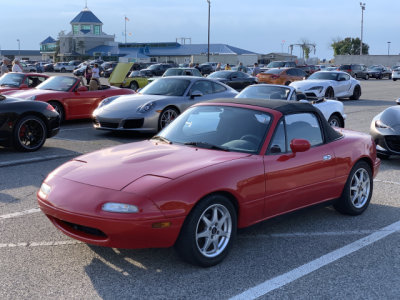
[266,61,297,68]
[338,64,369,80]
[141,63,174,77]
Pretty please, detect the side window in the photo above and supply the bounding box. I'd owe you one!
[211,82,227,93]
[235,72,245,78]
[268,119,286,154]
[285,113,323,148]
[190,80,214,95]
[286,69,295,76]
[27,76,41,87]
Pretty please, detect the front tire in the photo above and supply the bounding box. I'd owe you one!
[13,115,47,152]
[174,194,237,267]
[158,107,179,131]
[325,87,334,99]
[364,74,369,80]
[334,161,372,215]
[350,85,361,100]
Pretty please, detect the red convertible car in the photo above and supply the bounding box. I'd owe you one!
[37,99,380,267]
[0,72,48,93]
[5,76,135,121]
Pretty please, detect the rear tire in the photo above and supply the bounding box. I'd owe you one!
[129,81,138,91]
[334,161,372,215]
[364,74,369,80]
[174,194,237,267]
[350,85,361,100]
[328,115,343,127]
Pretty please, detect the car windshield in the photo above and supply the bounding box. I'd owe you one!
[308,72,338,80]
[159,105,271,154]
[267,62,286,68]
[140,78,191,96]
[369,67,382,71]
[36,76,77,92]
[207,71,232,79]
[147,64,160,70]
[236,85,290,100]
[0,73,24,87]
[163,69,186,76]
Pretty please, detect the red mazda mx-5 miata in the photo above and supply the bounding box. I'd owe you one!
[5,75,135,121]
[37,99,380,267]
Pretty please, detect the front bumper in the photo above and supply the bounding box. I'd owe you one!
[37,178,185,249]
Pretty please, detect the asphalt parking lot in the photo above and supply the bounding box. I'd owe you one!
[1,77,400,299]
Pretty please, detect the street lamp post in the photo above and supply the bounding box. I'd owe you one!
[360,2,366,55]
[387,41,391,56]
[207,0,210,62]
[16,39,20,57]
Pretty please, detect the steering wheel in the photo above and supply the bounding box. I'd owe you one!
[240,134,261,145]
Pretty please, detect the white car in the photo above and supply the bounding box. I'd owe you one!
[289,71,361,100]
[392,66,400,81]
[235,84,347,127]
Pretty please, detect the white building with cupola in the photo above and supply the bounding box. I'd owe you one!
[55,5,115,59]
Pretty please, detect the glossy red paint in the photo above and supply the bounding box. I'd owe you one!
[37,102,380,249]
[5,76,135,120]
[0,72,49,93]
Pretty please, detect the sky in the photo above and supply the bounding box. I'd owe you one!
[0,0,398,60]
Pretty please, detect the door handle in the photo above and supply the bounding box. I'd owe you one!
[323,155,332,161]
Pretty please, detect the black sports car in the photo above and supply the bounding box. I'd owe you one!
[0,95,60,151]
[207,70,258,91]
[370,103,400,159]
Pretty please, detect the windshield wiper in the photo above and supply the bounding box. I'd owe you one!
[151,135,172,144]
[184,141,230,151]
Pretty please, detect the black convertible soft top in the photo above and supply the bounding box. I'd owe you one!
[205,98,343,143]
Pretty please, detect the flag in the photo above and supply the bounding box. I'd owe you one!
[125,16,130,21]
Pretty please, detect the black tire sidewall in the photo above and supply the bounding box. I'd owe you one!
[174,195,237,267]
[13,115,47,152]
[49,101,65,122]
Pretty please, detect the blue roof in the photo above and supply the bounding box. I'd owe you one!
[87,43,257,57]
[40,36,56,44]
[71,8,102,24]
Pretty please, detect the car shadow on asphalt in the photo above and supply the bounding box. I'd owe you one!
[82,203,400,299]
[340,98,396,107]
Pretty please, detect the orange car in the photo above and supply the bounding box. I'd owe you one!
[257,67,307,85]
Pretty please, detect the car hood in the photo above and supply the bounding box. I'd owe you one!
[60,140,250,191]
[95,94,177,117]
[290,80,332,89]
[108,62,134,84]
[0,86,20,93]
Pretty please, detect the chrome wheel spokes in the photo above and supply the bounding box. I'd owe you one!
[195,204,232,258]
[350,168,370,208]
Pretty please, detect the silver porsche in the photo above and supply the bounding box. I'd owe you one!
[92,76,238,133]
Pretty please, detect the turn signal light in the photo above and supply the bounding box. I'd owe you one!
[152,222,171,228]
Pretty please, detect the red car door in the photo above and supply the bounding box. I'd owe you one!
[262,113,340,218]
[64,88,110,119]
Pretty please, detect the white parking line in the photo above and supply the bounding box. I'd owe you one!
[0,208,40,220]
[0,153,76,167]
[0,240,82,248]
[230,220,400,300]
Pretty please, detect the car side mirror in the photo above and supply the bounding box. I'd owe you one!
[396,98,400,105]
[77,86,88,92]
[290,139,311,153]
[20,84,29,89]
[190,90,203,99]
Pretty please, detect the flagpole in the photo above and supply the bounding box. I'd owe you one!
[124,16,127,44]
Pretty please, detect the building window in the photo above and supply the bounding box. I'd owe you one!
[81,25,91,31]
[94,25,100,35]
[73,25,79,35]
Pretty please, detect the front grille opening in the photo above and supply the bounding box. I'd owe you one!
[99,121,119,129]
[123,118,144,129]
[385,136,400,153]
[61,220,107,238]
